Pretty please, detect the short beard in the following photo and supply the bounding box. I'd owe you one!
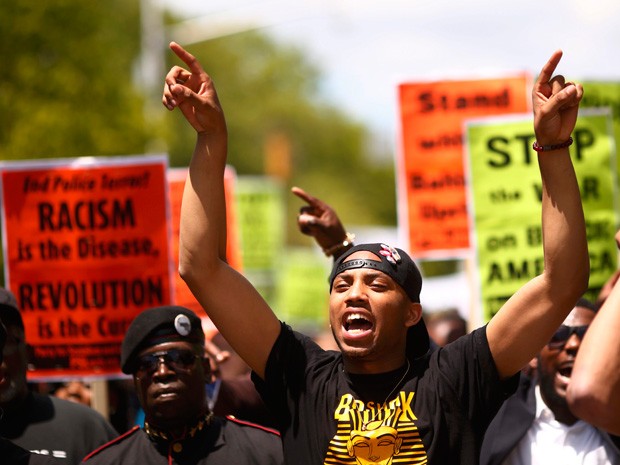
[331,326,371,359]
[537,372,575,424]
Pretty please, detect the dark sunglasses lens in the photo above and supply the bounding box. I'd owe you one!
[167,350,197,370]
[136,350,197,374]
[549,326,570,347]
[137,354,159,373]
[548,325,588,348]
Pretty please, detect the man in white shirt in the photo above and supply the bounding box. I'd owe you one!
[480,299,620,465]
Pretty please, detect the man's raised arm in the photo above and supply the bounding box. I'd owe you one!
[163,42,280,379]
[487,50,589,379]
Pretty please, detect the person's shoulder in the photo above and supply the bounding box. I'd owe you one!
[222,415,280,437]
[49,395,100,415]
[48,395,117,429]
[220,416,283,460]
[31,392,108,424]
[1,437,61,464]
[274,322,337,363]
[82,426,142,462]
[422,325,503,382]
[433,325,488,356]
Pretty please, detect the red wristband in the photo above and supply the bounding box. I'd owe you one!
[532,137,573,152]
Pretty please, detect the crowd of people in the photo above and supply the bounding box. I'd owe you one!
[1,42,619,464]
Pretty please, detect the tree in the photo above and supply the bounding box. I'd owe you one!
[163,31,397,238]
[0,0,148,160]
[0,2,397,239]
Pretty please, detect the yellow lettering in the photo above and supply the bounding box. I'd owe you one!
[398,391,416,421]
[334,394,354,420]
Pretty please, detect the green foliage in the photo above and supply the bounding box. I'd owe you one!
[163,31,397,238]
[1,3,397,236]
[0,0,148,159]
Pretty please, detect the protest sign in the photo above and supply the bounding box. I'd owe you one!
[167,166,241,317]
[0,156,171,378]
[235,176,285,272]
[234,176,285,305]
[273,248,330,330]
[581,81,620,174]
[398,74,530,258]
[466,110,618,322]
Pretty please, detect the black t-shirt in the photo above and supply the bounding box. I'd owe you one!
[0,392,118,464]
[1,437,62,465]
[253,323,518,465]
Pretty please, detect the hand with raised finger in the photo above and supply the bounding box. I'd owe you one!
[292,186,352,258]
[162,41,226,135]
[533,50,583,147]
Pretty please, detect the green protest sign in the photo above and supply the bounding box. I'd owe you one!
[466,110,618,322]
[235,176,285,272]
[273,248,330,331]
[581,81,620,175]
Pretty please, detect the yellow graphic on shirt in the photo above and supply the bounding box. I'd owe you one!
[324,391,428,465]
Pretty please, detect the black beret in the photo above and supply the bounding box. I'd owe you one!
[121,305,205,374]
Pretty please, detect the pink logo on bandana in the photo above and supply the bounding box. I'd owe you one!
[379,244,402,265]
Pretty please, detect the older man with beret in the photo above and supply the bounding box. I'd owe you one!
[83,305,283,465]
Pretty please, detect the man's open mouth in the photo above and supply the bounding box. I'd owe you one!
[556,360,574,383]
[343,313,373,334]
[558,365,573,379]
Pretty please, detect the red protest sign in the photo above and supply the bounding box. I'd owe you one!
[398,75,530,258]
[167,166,242,318]
[0,156,172,379]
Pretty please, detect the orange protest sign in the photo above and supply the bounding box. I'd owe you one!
[0,156,172,379]
[398,75,530,258]
[167,167,242,318]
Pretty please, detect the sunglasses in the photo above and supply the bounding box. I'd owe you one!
[135,349,200,376]
[547,325,588,349]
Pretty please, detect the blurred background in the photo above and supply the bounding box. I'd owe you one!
[2,0,619,431]
[1,0,619,320]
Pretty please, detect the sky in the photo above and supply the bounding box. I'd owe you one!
[160,0,620,145]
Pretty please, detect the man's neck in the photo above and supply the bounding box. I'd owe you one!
[144,411,212,440]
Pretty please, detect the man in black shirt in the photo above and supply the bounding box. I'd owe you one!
[166,41,588,464]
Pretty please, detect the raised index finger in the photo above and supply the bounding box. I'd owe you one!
[536,49,563,87]
[169,41,204,74]
[291,186,320,207]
